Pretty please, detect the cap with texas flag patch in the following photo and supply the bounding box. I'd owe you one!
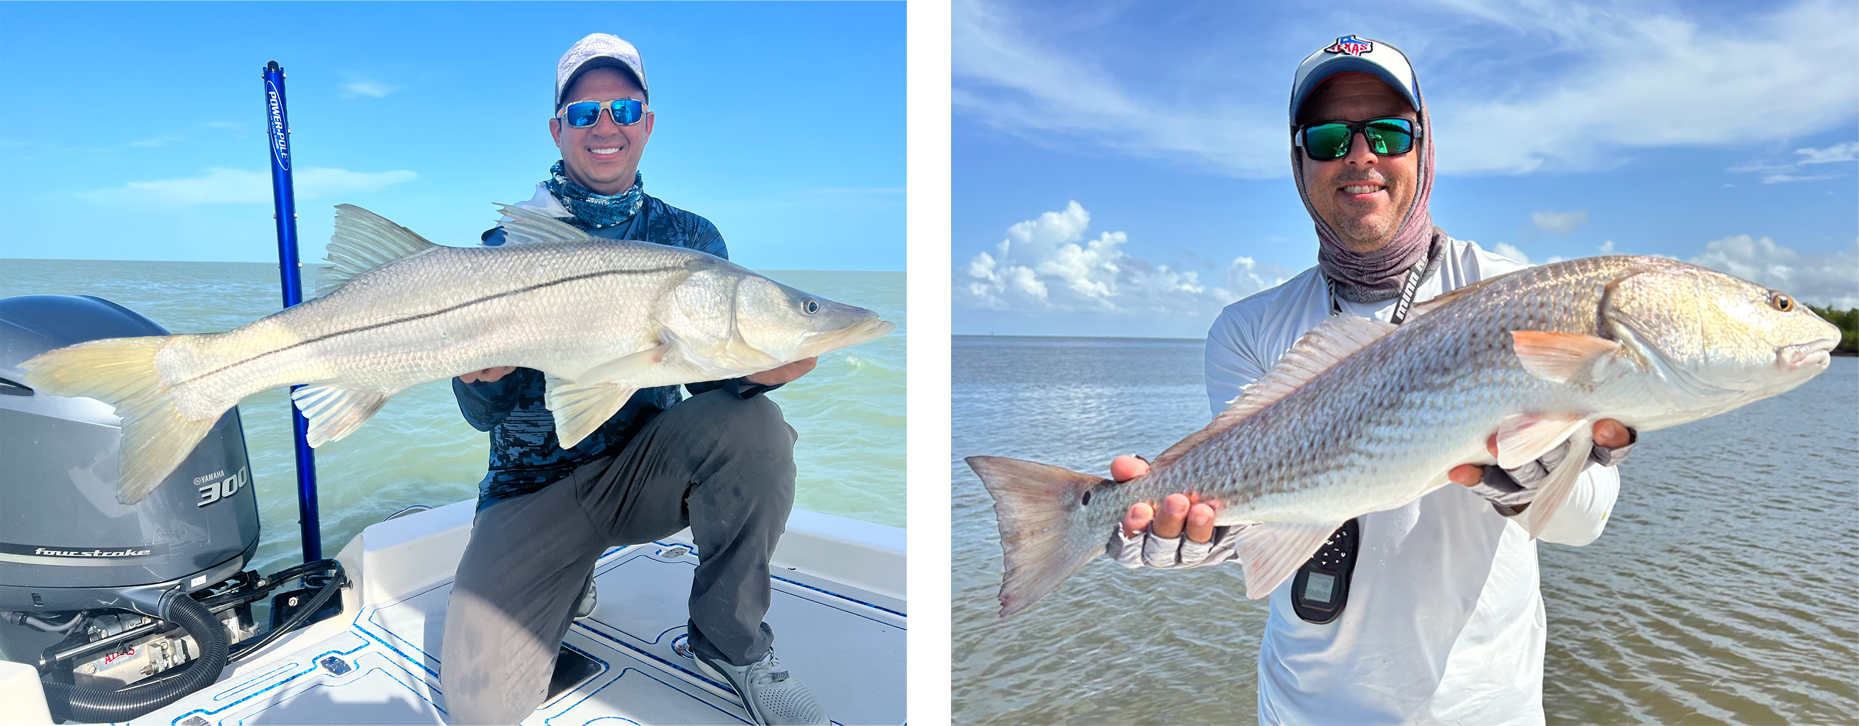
[1289,35,1421,127]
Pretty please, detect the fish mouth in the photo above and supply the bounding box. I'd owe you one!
[800,317,895,357]
[1780,338,1836,371]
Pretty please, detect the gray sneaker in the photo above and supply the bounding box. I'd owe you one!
[693,648,829,725]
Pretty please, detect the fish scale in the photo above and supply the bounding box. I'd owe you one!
[968,255,1837,617]
[19,204,893,505]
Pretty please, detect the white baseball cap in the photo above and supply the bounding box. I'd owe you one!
[1289,35,1420,127]
[556,33,648,109]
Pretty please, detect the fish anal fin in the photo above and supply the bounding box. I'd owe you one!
[578,344,669,384]
[1525,425,1594,540]
[1233,521,1348,600]
[1153,316,1395,468]
[290,385,391,447]
[1495,412,1589,470]
[319,205,441,296]
[1511,331,1623,385]
[494,204,596,246]
[544,375,639,450]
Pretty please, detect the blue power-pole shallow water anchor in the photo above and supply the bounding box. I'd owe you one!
[262,60,322,563]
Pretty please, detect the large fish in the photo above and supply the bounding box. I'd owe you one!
[967,256,1837,617]
[20,204,894,504]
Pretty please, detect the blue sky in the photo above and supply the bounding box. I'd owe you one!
[0,1,903,270]
[953,0,1859,338]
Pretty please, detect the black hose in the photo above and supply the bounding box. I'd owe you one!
[230,560,345,662]
[42,591,229,724]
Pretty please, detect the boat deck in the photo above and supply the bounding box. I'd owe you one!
[124,501,906,726]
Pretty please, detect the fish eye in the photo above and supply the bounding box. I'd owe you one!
[802,299,820,315]
[1769,292,1794,312]
[1081,490,1092,506]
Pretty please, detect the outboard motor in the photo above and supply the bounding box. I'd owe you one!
[0,295,342,722]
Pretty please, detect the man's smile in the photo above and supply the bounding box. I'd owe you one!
[1337,182,1387,201]
[588,145,625,159]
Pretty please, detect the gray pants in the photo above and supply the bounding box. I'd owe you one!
[440,390,798,724]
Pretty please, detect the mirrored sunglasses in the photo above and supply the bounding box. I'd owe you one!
[1296,117,1418,161]
[557,99,647,128]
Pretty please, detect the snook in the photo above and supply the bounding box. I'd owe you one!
[967,256,1837,617]
[21,204,894,504]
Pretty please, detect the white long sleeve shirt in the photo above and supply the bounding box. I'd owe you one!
[1204,237,1619,726]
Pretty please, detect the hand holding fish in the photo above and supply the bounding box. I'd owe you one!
[1442,417,1635,497]
[746,357,818,385]
[459,366,517,384]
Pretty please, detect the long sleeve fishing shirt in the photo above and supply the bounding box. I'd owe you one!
[1205,236,1620,726]
[453,184,779,510]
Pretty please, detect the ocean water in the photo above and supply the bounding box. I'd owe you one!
[951,335,1858,725]
[0,259,904,579]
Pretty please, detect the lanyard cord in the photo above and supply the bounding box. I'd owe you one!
[1326,253,1429,325]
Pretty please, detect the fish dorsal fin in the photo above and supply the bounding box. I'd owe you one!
[494,203,597,246]
[1153,315,1396,468]
[1404,278,1490,320]
[319,205,440,296]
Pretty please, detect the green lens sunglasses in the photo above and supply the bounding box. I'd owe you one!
[1295,117,1419,161]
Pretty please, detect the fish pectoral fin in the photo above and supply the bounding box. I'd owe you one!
[319,206,440,296]
[1524,424,1595,540]
[1511,331,1623,385]
[578,345,670,383]
[1495,412,1590,469]
[1232,521,1349,600]
[291,385,391,448]
[544,375,639,450]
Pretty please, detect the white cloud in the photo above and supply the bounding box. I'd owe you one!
[1795,141,1859,165]
[1689,235,1859,308]
[1490,242,1531,263]
[1731,139,1857,183]
[83,167,417,205]
[340,80,397,99]
[953,0,1283,177]
[954,0,1857,177]
[1598,239,1616,254]
[1758,172,1840,184]
[958,201,1293,319]
[1530,210,1589,235]
[1439,0,1856,174]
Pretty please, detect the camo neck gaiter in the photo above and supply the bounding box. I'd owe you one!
[1293,102,1439,303]
[546,161,644,230]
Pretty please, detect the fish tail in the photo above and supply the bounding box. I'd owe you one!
[966,455,1111,618]
[17,336,215,505]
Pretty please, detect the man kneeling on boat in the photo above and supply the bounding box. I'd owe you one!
[438,33,828,726]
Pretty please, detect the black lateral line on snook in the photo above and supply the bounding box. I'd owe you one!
[179,264,689,386]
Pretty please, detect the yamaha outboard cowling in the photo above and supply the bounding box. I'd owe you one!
[0,295,260,614]
[0,295,266,720]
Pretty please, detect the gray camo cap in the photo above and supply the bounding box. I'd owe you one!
[556,33,648,109]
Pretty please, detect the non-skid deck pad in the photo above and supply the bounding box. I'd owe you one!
[137,541,906,726]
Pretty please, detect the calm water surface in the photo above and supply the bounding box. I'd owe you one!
[951,335,1857,725]
[1,259,905,581]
